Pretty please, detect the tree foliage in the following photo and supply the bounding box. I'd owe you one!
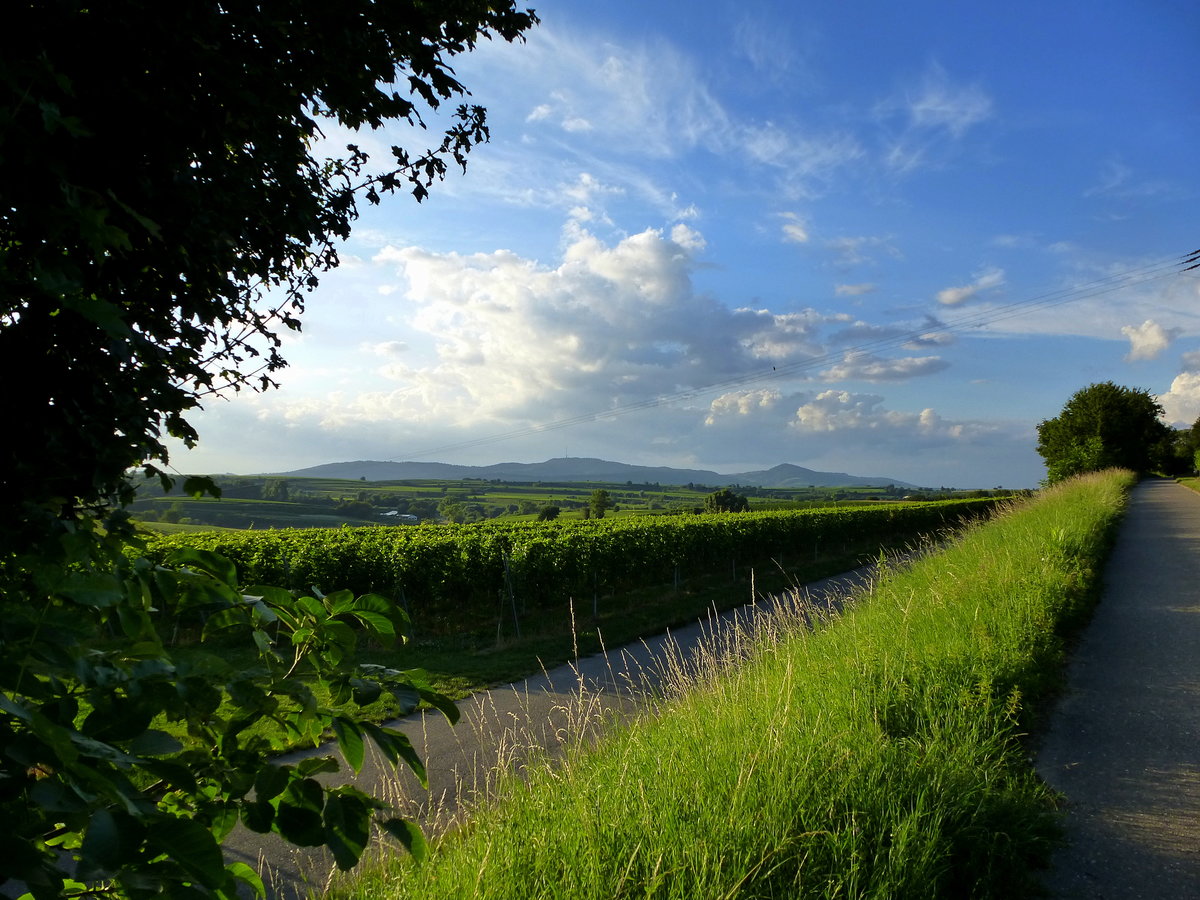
[1035,382,1172,483]
[704,488,750,513]
[0,0,536,544]
[0,2,536,896]
[589,490,612,519]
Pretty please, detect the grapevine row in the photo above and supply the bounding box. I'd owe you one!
[141,500,999,633]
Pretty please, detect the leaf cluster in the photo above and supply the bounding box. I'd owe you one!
[0,1,537,550]
[1,526,458,897]
[1036,381,1171,483]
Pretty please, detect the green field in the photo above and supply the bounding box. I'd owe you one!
[332,470,1132,900]
[131,474,1009,531]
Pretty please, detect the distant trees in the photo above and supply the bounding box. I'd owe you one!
[537,505,561,521]
[262,478,291,501]
[1036,382,1172,483]
[590,490,613,519]
[705,488,750,513]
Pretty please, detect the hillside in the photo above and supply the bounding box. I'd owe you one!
[276,457,920,489]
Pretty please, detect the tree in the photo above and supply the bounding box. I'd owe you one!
[1,1,536,547]
[1036,382,1172,483]
[536,505,561,521]
[261,479,291,502]
[589,489,612,519]
[0,3,536,896]
[704,488,750,513]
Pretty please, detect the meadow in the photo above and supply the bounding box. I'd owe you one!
[330,470,1133,900]
[129,474,997,531]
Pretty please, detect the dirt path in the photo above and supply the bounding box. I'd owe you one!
[1036,478,1200,897]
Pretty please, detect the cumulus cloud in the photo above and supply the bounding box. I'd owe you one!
[936,266,1005,306]
[351,225,851,429]
[704,389,781,425]
[792,390,964,438]
[1122,319,1180,361]
[1158,372,1200,426]
[821,352,949,382]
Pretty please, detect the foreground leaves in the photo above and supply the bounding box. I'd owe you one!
[1,516,455,898]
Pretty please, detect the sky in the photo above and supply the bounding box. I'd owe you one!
[169,0,1200,489]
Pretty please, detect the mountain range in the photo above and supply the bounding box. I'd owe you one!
[277,457,921,490]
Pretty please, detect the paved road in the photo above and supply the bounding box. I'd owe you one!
[1036,478,1200,898]
[225,566,875,898]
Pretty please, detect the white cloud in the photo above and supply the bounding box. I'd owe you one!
[365,340,409,357]
[328,225,847,431]
[906,67,993,137]
[780,212,810,244]
[820,352,949,383]
[835,282,877,297]
[1122,319,1180,361]
[904,330,955,349]
[670,223,706,252]
[878,63,994,174]
[936,266,1005,306]
[704,389,781,425]
[792,390,964,437]
[825,235,900,267]
[1084,157,1169,199]
[1158,372,1200,426]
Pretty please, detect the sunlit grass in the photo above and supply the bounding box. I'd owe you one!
[336,470,1133,899]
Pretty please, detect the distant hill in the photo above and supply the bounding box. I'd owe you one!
[276,457,920,490]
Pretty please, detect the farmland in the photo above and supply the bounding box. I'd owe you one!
[130,473,1007,531]
[141,498,1000,642]
[335,470,1133,900]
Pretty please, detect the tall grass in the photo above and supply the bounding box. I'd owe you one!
[338,470,1133,899]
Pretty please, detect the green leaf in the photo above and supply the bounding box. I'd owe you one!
[242,800,275,834]
[419,687,461,726]
[385,682,421,714]
[148,816,226,889]
[131,729,183,757]
[362,723,426,788]
[225,861,265,899]
[295,756,340,779]
[253,764,291,802]
[168,548,239,589]
[353,610,395,638]
[380,817,428,863]
[275,779,325,847]
[322,792,370,870]
[56,572,124,607]
[350,677,382,706]
[78,808,121,879]
[326,589,356,616]
[332,717,365,774]
[182,476,221,499]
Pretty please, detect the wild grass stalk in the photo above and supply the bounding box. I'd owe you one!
[336,470,1132,899]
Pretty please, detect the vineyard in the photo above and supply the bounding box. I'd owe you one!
[142,499,999,635]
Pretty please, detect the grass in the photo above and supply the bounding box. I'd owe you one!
[333,470,1133,900]
[162,544,886,752]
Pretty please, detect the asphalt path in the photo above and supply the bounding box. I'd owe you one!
[1036,478,1200,898]
[224,565,877,898]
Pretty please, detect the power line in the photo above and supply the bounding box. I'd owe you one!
[389,248,1199,461]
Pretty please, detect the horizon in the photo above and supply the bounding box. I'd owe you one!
[165,0,1198,489]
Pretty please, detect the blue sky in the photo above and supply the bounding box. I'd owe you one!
[170,0,1200,488]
